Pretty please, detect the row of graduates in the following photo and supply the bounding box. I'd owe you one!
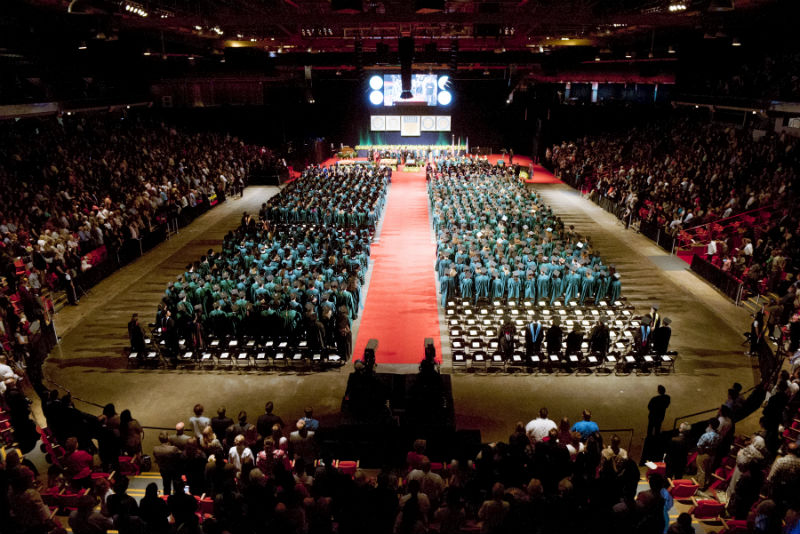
[430,160,622,306]
[439,262,622,306]
[152,165,389,357]
[260,164,388,229]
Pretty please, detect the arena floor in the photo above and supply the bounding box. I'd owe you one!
[37,179,760,465]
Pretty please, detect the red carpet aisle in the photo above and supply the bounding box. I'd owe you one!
[353,168,442,364]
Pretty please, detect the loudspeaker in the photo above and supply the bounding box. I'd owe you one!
[331,0,362,13]
[416,0,444,13]
[398,37,414,99]
[449,40,458,76]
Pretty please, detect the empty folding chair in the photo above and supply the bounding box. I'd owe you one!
[178,351,196,368]
[668,478,699,501]
[254,351,269,370]
[689,497,725,522]
[452,350,467,370]
[235,352,251,370]
[200,351,214,369]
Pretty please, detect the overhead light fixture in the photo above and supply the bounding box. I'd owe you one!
[369,91,383,105]
[561,37,570,41]
[250,38,257,42]
[731,38,741,47]
[369,75,383,90]
[668,46,676,54]
[625,53,632,58]
[668,3,687,11]
[483,69,490,76]
[595,56,601,62]
[143,50,151,56]
[78,42,87,50]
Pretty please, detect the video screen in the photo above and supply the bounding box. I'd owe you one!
[383,74,438,106]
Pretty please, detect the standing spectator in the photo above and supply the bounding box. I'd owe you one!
[228,434,254,474]
[211,407,234,447]
[695,418,721,489]
[119,409,143,457]
[188,404,210,440]
[647,385,671,437]
[289,419,316,466]
[256,401,284,439]
[478,482,510,534]
[300,406,320,432]
[526,407,557,443]
[153,432,181,496]
[570,409,599,440]
[169,422,190,451]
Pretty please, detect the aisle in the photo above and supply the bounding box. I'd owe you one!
[353,168,442,364]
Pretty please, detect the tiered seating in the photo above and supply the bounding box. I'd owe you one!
[446,298,677,375]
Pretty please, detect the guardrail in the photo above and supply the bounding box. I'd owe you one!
[689,255,745,305]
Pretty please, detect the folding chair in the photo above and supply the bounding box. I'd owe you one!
[325,351,344,367]
[527,352,542,374]
[254,351,269,370]
[452,350,467,370]
[689,497,725,522]
[334,459,360,476]
[668,478,700,501]
[178,351,196,368]
[234,351,251,370]
[216,351,233,369]
[489,352,506,372]
[471,350,488,371]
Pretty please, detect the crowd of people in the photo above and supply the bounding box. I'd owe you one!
[547,118,799,295]
[429,159,622,307]
[0,113,273,307]
[5,368,800,534]
[146,163,388,362]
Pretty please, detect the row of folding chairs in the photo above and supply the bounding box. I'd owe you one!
[127,344,346,372]
[451,349,677,375]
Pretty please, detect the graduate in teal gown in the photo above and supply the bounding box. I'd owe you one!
[536,268,550,300]
[475,268,491,304]
[523,271,537,300]
[563,267,581,304]
[579,270,595,305]
[549,269,564,306]
[491,271,506,299]
[609,273,622,302]
[459,271,474,300]
[507,272,522,302]
[594,271,610,302]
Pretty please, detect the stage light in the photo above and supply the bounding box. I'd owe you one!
[369,90,384,105]
[438,75,450,89]
[369,75,383,90]
[437,90,452,105]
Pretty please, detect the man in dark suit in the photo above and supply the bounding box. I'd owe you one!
[589,318,610,356]
[499,323,516,360]
[153,432,181,495]
[128,314,147,354]
[211,407,234,448]
[652,317,672,354]
[524,320,544,356]
[256,401,284,439]
[546,317,563,355]
[647,385,671,437]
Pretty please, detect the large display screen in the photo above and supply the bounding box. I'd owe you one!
[383,74,438,106]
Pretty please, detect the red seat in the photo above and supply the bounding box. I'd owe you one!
[689,497,725,520]
[719,518,748,534]
[334,460,359,476]
[646,461,666,477]
[118,456,141,476]
[668,478,699,500]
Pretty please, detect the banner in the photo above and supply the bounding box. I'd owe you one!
[401,115,421,136]
[370,116,386,131]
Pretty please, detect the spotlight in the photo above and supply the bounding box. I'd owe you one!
[369,75,383,90]
[78,42,87,50]
[437,90,452,105]
[668,46,676,54]
[731,38,741,47]
[437,75,450,90]
[369,90,384,105]
[595,56,600,61]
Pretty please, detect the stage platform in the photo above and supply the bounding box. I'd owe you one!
[317,154,562,184]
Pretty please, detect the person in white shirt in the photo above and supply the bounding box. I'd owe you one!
[228,434,254,473]
[0,355,21,394]
[525,407,557,443]
[707,239,717,261]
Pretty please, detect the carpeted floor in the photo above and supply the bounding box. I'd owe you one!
[353,167,442,364]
